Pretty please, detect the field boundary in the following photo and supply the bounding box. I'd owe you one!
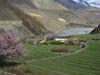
[25,42,88,63]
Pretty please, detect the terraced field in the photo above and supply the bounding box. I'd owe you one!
[24,41,100,75]
[23,45,81,60]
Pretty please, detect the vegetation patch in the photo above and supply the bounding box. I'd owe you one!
[41,42,49,45]
[23,45,81,60]
[50,40,64,45]
[22,40,34,45]
[51,48,69,53]
[0,66,48,75]
[25,41,100,75]
[75,34,100,40]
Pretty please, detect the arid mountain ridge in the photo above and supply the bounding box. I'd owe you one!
[0,0,99,39]
[0,0,49,39]
[56,0,100,25]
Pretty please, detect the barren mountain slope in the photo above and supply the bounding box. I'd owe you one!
[75,8,100,25]
[8,0,67,10]
[0,0,19,20]
[55,0,86,9]
[8,0,89,32]
[0,0,49,39]
[56,0,100,25]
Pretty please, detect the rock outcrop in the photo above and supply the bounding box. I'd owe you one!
[90,25,100,34]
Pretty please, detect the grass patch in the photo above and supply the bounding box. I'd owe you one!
[23,45,81,60]
[75,34,100,40]
[24,41,100,75]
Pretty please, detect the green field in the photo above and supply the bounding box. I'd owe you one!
[75,34,100,40]
[23,45,81,60]
[24,41,100,75]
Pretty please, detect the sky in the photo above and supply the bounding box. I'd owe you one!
[84,0,100,3]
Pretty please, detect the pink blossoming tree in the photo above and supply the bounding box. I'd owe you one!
[0,32,27,62]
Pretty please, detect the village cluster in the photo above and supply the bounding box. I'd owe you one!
[23,35,87,48]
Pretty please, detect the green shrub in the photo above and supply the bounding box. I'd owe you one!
[68,39,75,45]
[61,42,64,44]
[68,35,72,37]
[41,42,49,45]
[37,40,40,43]
[51,40,63,45]
[65,41,68,45]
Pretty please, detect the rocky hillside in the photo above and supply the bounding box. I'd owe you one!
[55,0,87,9]
[0,0,49,39]
[0,0,19,20]
[8,0,67,10]
[0,0,90,39]
[8,0,89,31]
[76,8,100,25]
[56,0,100,25]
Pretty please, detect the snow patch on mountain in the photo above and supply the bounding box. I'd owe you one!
[88,2,100,8]
[73,0,80,3]
[66,0,100,8]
